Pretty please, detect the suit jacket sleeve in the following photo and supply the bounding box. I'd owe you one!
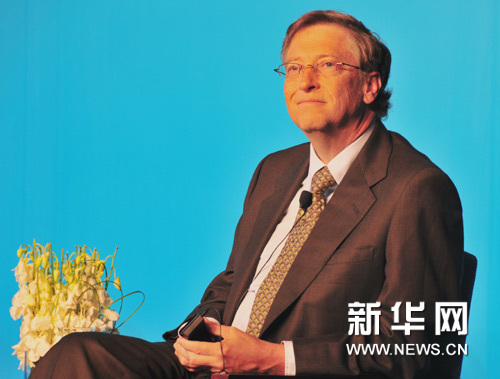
[162,156,268,341]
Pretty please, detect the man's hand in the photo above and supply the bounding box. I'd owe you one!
[173,318,285,375]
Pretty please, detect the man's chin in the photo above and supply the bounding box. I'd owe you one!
[296,123,334,135]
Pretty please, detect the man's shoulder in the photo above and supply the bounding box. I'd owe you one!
[254,142,310,174]
[387,129,446,175]
[354,123,457,192]
[377,129,460,203]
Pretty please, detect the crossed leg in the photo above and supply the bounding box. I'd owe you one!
[29,332,204,379]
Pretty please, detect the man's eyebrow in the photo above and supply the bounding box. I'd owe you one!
[284,54,343,63]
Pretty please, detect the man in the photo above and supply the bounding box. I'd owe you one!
[31,10,464,379]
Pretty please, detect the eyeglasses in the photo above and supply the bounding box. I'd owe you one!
[274,60,363,78]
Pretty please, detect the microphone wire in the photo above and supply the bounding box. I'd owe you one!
[233,191,313,313]
[215,191,314,373]
[251,190,312,281]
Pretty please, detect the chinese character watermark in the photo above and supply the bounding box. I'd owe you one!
[348,301,381,335]
[347,301,468,337]
[435,302,468,335]
[391,301,425,335]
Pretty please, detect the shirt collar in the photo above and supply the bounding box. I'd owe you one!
[305,123,375,190]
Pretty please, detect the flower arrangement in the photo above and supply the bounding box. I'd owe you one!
[10,240,138,371]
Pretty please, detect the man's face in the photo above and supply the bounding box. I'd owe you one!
[283,23,366,134]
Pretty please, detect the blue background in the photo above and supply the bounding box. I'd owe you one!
[1,1,498,377]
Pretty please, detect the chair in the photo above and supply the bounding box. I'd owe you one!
[459,251,478,371]
[426,251,477,378]
[456,251,478,375]
[212,252,478,379]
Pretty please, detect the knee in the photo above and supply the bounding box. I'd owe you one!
[31,332,104,378]
[52,332,104,357]
[60,331,99,345]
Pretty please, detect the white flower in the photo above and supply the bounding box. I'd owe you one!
[37,338,52,357]
[13,259,34,284]
[30,314,52,331]
[91,318,106,332]
[98,289,111,306]
[10,286,28,320]
[103,308,120,322]
[11,242,129,370]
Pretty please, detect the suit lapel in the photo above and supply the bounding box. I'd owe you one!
[224,149,309,324]
[260,122,392,337]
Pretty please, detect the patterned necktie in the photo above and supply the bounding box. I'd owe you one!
[246,166,336,337]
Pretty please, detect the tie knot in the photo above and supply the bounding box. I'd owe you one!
[311,166,335,194]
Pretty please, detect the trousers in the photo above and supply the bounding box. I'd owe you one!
[29,332,209,379]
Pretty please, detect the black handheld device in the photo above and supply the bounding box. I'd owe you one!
[179,312,222,342]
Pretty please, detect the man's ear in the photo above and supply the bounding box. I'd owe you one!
[363,72,382,105]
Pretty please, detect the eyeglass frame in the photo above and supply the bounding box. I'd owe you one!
[274,60,364,78]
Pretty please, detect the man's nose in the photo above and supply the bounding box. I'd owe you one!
[298,66,319,91]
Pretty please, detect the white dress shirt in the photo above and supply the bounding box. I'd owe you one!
[231,125,374,375]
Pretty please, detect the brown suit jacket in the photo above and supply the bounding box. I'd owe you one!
[165,122,464,378]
